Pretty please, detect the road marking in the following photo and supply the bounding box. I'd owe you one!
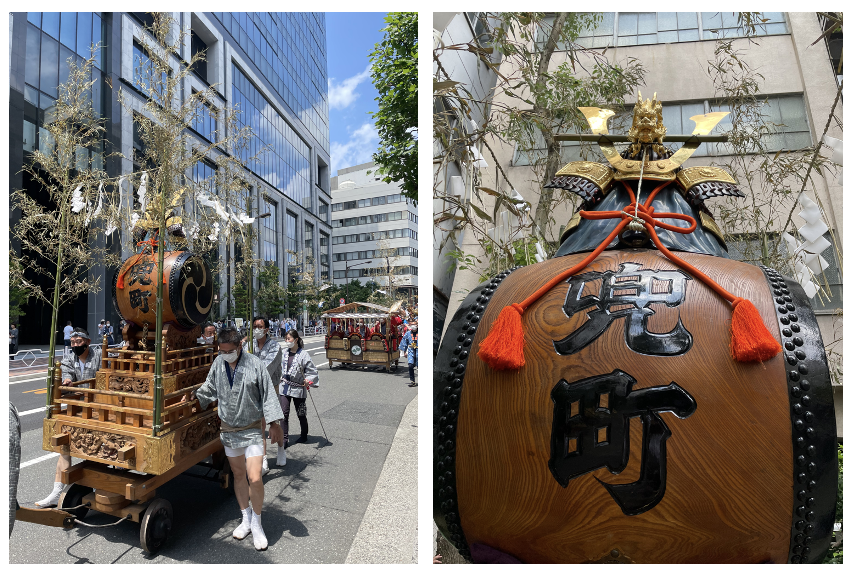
[20,453,58,468]
[316,362,329,367]
[11,376,50,385]
[17,405,66,417]
[27,389,48,395]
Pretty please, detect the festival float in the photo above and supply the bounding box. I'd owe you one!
[16,187,225,553]
[321,301,404,372]
[433,93,838,563]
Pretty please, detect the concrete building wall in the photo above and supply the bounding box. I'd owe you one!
[331,162,418,291]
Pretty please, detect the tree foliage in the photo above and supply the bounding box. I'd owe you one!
[370,12,418,203]
[434,12,646,281]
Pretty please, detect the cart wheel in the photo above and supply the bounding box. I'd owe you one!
[57,483,92,521]
[140,498,173,553]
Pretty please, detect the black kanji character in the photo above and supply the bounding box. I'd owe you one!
[129,288,152,313]
[549,369,696,515]
[129,262,155,286]
[554,262,693,357]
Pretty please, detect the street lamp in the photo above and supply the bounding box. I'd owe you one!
[343,259,370,303]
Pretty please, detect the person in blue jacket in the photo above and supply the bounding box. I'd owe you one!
[399,322,418,387]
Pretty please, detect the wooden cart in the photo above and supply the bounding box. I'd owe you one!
[16,335,230,553]
[322,302,403,372]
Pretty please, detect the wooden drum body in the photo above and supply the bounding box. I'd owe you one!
[113,251,213,330]
[434,249,837,563]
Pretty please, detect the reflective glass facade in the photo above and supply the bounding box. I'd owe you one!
[232,64,312,209]
[214,12,329,152]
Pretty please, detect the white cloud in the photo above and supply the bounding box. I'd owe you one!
[327,65,372,110]
[331,123,378,175]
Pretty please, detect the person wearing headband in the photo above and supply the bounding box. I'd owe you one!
[35,327,102,508]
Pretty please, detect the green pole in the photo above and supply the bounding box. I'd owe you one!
[45,206,68,419]
[247,208,254,354]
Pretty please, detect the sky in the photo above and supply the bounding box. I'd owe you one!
[325,12,387,177]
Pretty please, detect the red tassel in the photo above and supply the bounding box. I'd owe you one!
[477,304,526,371]
[730,298,782,362]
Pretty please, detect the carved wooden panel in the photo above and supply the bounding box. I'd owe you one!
[142,433,176,475]
[61,425,134,463]
[180,414,221,454]
[109,375,151,394]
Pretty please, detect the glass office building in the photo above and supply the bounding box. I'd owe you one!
[9,12,332,344]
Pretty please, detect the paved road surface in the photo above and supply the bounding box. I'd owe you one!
[10,335,418,563]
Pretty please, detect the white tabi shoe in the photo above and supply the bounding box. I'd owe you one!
[251,510,268,551]
[261,457,270,476]
[276,445,287,466]
[233,506,253,540]
[35,482,66,508]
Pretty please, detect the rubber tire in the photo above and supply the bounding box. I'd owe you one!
[57,483,92,521]
[140,498,173,553]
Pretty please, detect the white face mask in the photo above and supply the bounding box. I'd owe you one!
[221,350,239,363]
[286,340,297,350]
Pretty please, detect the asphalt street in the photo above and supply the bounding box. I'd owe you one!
[10,334,418,563]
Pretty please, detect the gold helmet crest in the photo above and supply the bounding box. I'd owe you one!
[627,91,667,157]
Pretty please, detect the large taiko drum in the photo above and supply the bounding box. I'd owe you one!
[113,251,213,329]
[434,250,837,563]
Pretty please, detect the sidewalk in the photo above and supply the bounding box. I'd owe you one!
[345,393,418,563]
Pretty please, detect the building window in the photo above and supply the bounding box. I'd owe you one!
[190,30,208,83]
[728,232,841,312]
[618,12,699,46]
[304,221,314,264]
[133,41,168,104]
[513,95,811,165]
[319,232,330,281]
[286,211,298,281]
[319,200,328,223]
[702,12,787,39]
[192,158,217,194]
[192,92,218,143]
[261,197,277,264]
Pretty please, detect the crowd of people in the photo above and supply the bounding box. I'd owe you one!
[29,302,418,551]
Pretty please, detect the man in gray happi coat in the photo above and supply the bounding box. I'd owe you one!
[36,328,102,508]
[193,328,284,551]
[243,316,283,473]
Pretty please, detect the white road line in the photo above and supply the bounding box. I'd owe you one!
[10,375,50,385]
[316,362,329,367]
[17,404,66,417]
[20,453,58,468]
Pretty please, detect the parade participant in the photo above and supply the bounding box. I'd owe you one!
[62,321,73,351]
[105,320,114,345]
[279,329,319,452]
[243,317,283,473]
[192,328,283,551]
[35,328,102,507]
[399,323,418,387]
[197,323,217,345]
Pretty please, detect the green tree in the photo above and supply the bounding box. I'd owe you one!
[433,12,646,279]
[369,12,418,203]
[256,262,286,318]
[230,279,249,321]
[9,251,31,324]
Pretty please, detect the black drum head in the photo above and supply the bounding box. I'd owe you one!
[169,253,213,328]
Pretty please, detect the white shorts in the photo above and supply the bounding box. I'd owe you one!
[224,443,265,458]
